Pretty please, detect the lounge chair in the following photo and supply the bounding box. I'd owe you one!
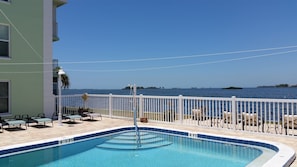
[63,114,82,122]
[29,113,53,127]
[223,111,232,122]
[57,107,82,123]
[0,117,3,132]
[2,119,27,130]
[242,112,263,132]
[223,111,232,128]
[1,115,27,130]
[223,111,240,128]
[62,111,82,122]
[78,108,102,121]
[192,108,208,125]
[283,114,297,135]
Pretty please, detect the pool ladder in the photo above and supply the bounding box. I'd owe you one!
[135,125,141,148]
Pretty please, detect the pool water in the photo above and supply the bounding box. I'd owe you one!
[0,130,265,167]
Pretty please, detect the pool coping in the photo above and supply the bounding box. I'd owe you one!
[0,125,295,167]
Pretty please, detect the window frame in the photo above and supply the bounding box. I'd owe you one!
[0,0,10,3]
[0,81,10,114]
[0,24,10,59]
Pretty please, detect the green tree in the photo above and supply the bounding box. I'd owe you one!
[54,67,70,89]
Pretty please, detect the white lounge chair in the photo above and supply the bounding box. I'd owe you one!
[192,108,208,125]
[223,111,232,128]
[283,114,297,135]
[242,112,263,132]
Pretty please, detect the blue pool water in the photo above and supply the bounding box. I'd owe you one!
[0,129,267,167]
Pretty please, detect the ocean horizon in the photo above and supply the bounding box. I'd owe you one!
[62,87,297,99]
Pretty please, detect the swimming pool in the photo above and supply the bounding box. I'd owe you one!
[0,126,295,167]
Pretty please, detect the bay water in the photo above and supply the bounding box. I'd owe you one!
[63,87,297,99]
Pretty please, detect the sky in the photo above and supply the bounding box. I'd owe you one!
[53,0,297,89]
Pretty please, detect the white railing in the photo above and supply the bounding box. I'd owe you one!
[55,94,297,136]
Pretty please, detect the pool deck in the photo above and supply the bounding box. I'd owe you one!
[0,117,296,167]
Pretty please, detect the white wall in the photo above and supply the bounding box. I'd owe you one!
[43,0,55,118]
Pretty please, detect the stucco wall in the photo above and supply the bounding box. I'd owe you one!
[0,0,46,117]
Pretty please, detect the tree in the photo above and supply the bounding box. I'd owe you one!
[54,67,70,89]
[60,73,70,89]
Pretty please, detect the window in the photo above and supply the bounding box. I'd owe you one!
[0,0,10,4]
[0,24,9,58]
[0,82,9,113]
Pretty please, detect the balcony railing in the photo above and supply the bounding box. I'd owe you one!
[53,22,59,42]
[55,94,297,136]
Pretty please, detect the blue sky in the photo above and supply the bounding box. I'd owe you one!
[54,0,297,89]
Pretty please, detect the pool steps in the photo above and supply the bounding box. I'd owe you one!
[97,131,172,150]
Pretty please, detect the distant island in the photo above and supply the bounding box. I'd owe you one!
[222,86,242,90]
[257,84,297,88]
[120,83,297,90]
[122,86,163,90]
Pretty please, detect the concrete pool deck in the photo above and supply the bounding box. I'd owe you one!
[0,117,296,166]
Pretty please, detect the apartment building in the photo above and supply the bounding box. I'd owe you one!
[0,0,67,118]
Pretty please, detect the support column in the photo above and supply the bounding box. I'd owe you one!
[178,95,183,124]
[231,96,237,130]
[139,94,143,118]
[109,93,112,118]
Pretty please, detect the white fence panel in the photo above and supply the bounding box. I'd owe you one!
[56,94,297,136]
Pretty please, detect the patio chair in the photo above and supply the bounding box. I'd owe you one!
[223,111,232,128]
[29,113,53,127]
[242,112,263,132]
[192,107,208,125]
[223,111,232,122]
[223,111,240,128]
[78,108,102,121]
[283,114,297,135]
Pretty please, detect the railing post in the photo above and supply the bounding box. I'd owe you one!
[178,95,183,124]
[231,96,237,130]
[139,94,143,118]
[109,93,112,118]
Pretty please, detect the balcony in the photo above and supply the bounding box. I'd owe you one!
[54,0,67,7]
[53,0,67,41]
[53,22,59,41]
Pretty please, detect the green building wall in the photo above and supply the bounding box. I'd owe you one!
[0,0,53,117]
